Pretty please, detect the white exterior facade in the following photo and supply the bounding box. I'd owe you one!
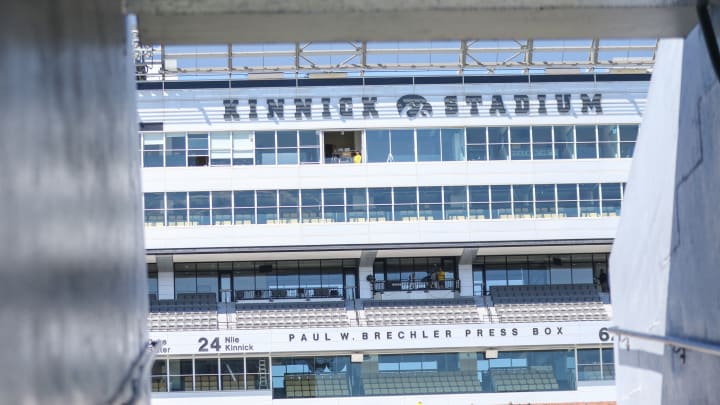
[140,74,646,404]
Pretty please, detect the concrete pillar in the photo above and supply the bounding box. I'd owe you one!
[358,250,377,299]
[0,2,147,404]
[458,247,478,297]
[611,11,720,403]
[157,255,175,300]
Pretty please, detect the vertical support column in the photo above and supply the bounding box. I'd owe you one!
[157,255,175,300]
[458,247,478,297]
[0,2,147,404]
[358,250,377,299]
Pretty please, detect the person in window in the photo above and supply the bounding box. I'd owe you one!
[437,267,446,289]
[407,272,415,290]
[597,271,609,292]
[430,269,438,289]
[353,151,362,164]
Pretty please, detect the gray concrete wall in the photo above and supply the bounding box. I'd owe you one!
[0,2,148,404]
[611,14,720,404]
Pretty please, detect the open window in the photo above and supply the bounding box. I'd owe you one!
[323,130,362,163]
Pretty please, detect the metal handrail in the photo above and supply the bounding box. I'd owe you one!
[607,327,720,358]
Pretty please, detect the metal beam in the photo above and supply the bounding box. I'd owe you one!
[129,0,699,44]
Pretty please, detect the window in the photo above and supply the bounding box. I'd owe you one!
[579,183,600,217]
[232,131,254,165]
[469,185,490,219]
[490,185,512,219]
[344,188,365,222]
[557,184,578,217]
[532,126,553,159]
[169,359,193,391]
[601,183,622,216]
[512,185,533,218]
[510,127,530,160]
[165,133,186,166]
[390,129,415,162]
[278,189,299,223]
[550,255,572,284]
[553,126,574,159]
[144,192,165,226]
[277,130,298,164]
[443,186,467,220]
[368,187,392,221]
[299,130,320,163]
[300,189,322,223]
[255,131,276,165]
[417,128,441,161]
[187,133,209,166]
[598,125,619,158]
[220,358,245,390]
[210,132,231,165]
[534,184,556,218]
[189,191,211,225]
[143,133,164,167]
[365,129,390,163]
[212,191,232,225]
[419,186,443,220]
[233,191,255,224]
[325,188,347,222]
[619,125,638,157]
[393,187,417,221]
[488,127,509,160]
[575,125,597,159]
[466,127,487,160]
[441,128,465,161]
[256,190,278,224]
[151,359,167,392]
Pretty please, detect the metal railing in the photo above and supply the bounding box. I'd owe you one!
[371,278,461,293]
[234,287,344,300]
[607,327,720,363]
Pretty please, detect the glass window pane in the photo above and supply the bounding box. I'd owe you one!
[393,187,417,204]
[165,150,186,167]
[212,191,232,207]
[466,127,486,144]
[165,133,185,149]
[441,128,465,161]
[299,147,320,163]
[467,144,487,161]
[299,130,319,146]
[301,189,322,206]
[576,126,596,142]
[511,126,530,143]
[277,131,297,147]
[277,148,298,164]
[488,127,508,143]
[256,190,277,207]
[513,185,532,201]
[255,131,275,148]
[144,193,165,210]
[345,188,367,205]
[234,191,254,207]
[577,142,597,159]
[255,149,275,165]
[619,125,639,141]
[279,189,299,206]
[557,184,577,200]
[491,185,511,202]
[554,126,573,142]
[417,129,441,161]
[189,192,210,208]
[368,188,392,204]
[419,187,442,203]
[579,183,599,200]
[366,130,390,163]
[469,185,489,202]
[232,132,254,165]
[535,184,555,201]
[533,126,552,142]
[602,183,622,199]
[391,129,415,162]
[325,188,346,205]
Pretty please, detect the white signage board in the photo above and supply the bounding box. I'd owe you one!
[150,321,613,356]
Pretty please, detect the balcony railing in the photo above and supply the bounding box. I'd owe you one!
[372,279,460,293]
